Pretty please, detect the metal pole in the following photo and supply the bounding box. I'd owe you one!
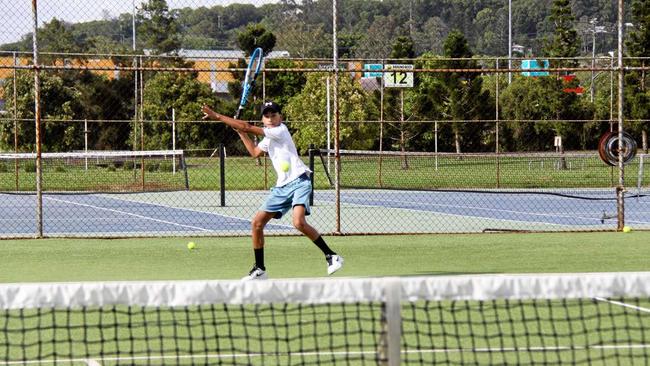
[133,0,138,151]
[591,19,597,103]
[609,52,614,131]
[333,0,341,234]
[32,0,43,238]
[13,52,19,191]
[172,108,176,174]
[84,119,88,170]
[508,0,512,84]
[326,75,331,173]
[379,60,384,185]
[616,0,625,230]
[140,55,145,190]
[496,58,500,188]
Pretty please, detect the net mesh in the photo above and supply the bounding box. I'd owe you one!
[1,273,649,365]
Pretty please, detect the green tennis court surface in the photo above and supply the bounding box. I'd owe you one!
[1,233,649,366]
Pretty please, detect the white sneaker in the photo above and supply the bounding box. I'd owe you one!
[241,265,268,281]
[326,255,344,275]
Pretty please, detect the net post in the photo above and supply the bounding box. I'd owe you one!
[180,153,189,190]
[309,144,315,206]
[638,154,644,198]
[378,278,401,366]
[219,144,226,207]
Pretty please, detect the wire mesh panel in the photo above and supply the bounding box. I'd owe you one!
[1,1,649,237]
[1,273,650,365]
[314,149,649,234]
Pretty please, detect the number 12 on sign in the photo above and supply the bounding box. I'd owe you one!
[384,64,414,88]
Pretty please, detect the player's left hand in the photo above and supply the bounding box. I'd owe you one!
[201,105,219,121]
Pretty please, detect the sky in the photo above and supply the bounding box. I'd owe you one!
[0,0,274,45]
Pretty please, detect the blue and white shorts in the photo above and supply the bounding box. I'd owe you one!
[261,173,312,219]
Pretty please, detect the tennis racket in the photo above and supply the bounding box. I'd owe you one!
[234,47,264,119]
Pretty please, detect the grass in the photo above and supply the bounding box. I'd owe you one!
[1,231,648,282]
[1,232,649,365]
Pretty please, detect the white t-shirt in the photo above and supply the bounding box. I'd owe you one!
[257,123,310,187]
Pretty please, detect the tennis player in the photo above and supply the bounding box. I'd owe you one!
[201,101,344,280]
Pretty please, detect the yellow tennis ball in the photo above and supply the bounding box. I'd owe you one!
[279,161,290,172]
[623,226,632,233]
[187,241,196,250]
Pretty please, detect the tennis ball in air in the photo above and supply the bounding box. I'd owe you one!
[623,226,632,233]
[187,241,196,250]
[279,161,290,172]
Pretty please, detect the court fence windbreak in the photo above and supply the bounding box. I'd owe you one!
[1,272,650,365]
[1,1,649,237]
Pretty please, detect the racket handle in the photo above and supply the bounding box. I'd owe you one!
[233,106,243,120]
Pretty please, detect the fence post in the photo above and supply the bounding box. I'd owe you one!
[219,144,226,207]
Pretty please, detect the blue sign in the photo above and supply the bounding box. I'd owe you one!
[521,59,550,77]
[363,64,383,78]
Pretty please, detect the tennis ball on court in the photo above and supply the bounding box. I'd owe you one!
[187,241,196,250]
[279,161,290,172]
[623,226,632,233]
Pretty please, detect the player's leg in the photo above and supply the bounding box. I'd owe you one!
[292,205,343,275]
[291,177,344,275]
[242,211,275,281]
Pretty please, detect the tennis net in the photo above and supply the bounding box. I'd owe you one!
[317,149,648,195]
[0,150,189,193]
[1,273,649,365]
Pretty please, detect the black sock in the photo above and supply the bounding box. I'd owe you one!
[254,248,265,270]
[313,236,335,256]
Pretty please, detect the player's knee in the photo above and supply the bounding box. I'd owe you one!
[292,218,307,232]
[251,218,266,232]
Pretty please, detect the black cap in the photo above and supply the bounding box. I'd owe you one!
[261,101,281,116]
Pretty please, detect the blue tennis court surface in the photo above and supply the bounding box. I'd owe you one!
[0,193,292,237]
[1,189,648,237]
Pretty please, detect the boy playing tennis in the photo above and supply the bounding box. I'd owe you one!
[201,101,344,280]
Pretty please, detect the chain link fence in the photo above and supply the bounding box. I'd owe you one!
[0,0,648,237]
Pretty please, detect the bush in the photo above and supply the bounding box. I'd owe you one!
[124,161,135,170]
[54,166,66,173]
[159,161,174,172]
[146,163,159,172]
[0,162,7,173]
[23,161,36,173]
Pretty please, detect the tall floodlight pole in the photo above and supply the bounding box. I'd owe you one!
[508,0,512,84]
[133,0,138,151]
[616,0,624,230]
[32,0,43,238]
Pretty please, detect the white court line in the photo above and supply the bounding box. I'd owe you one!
[99,194,295,230]
[45,197,212,232]
[594,297,650,313]
[5,344,650,365]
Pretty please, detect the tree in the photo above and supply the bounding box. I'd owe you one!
[141,71,224,150]
[285,73,376,152]
[625,0,650,151]
[381,36,419,167]
[138,0,181,54]
[439,30,493,154]
[236,24,276,56]
[543,0,580,68]
[539,0,592,159]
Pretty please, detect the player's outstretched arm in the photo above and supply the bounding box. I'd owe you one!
[201,105,264,136]
[237,130,265,158]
